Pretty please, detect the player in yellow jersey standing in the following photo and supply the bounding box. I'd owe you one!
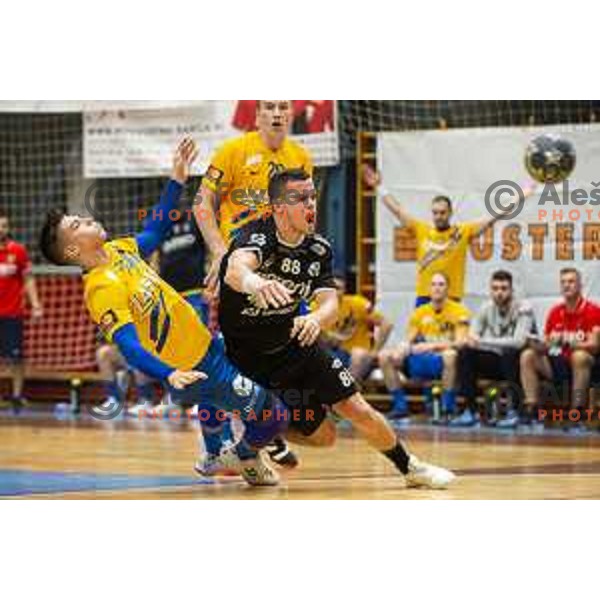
[39,138,292,487]
[362,165,536,305]
[197,100,313,290]
[195,100,313,467]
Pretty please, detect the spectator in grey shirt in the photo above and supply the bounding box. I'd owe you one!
[450,270,537,428]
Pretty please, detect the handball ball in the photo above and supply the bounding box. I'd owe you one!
[525,134,576,184]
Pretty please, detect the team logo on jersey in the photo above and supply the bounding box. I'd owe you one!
[0,263,17,277]
[99,310,118,336]
[232,374,254,398]
[310,243,327,257]
[205,165,224,185]
[245,154,263,167]
[249,233,267,247]
[332,357,344,369]
[308,262,321,278]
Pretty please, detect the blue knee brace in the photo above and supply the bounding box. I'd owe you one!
[242,394,290,449]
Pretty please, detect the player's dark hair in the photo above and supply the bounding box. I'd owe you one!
[268,168,311,205]
[40,209,69,265]
[491,270,513,287]
[0,206,8,220]
[432,195,452,210]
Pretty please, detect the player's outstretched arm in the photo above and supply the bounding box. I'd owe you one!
[225,249,293,309]
[362,164,415,227]
[136,137,199,258]
[471,181,539,238]
[112,324,206,389]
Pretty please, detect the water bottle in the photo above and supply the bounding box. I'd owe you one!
[70,378,82,415]
[486,386,498,424]
[431,384,442,424]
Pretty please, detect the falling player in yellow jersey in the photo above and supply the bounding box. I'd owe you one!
[318,277,393,381]
[195,100,313,468]
[39,138,290,487]
[362,165,537,305]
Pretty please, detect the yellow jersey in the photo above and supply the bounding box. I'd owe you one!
[84,238,211,371]
[325,294,380,352]
[408,300,471,343]
[411,220,479,299]
[203,131,314,243]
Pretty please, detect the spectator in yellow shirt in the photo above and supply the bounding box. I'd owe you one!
[320,277,393,381]
[379,273,471,424]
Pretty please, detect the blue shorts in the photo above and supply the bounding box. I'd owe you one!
[416,296,461,307]
[404,353,444,380]
[168,336,269,420]
[0,317,24,361]
[184,292,209,326]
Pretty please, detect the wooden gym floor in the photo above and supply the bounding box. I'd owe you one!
[2,412,600,499]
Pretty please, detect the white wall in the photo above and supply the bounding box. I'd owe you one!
[377,124,600,345]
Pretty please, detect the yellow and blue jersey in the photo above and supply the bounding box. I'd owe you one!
[203,131,314,244]
[316,294,380,352]
[84,237,211,371]
[412,220,479,299]
[408,300,471,343]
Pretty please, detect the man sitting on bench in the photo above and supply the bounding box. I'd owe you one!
[378,273,471,425]
[451,270,537,428]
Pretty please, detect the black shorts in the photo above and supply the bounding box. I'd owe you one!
[228,342,358,437]
[548,355,572,382]
[0,317,24,361]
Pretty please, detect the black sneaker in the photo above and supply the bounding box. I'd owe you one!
[266,436,299,469]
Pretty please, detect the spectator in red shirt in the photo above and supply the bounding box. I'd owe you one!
[520,268,600,432]
[0,209,43,408]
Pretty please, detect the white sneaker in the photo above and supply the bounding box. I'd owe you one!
[239,451,280,487]
[194,444,240,477]
[405,455,456,490]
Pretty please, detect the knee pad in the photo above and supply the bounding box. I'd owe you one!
[197,401,227,429]
[243,394,290,449]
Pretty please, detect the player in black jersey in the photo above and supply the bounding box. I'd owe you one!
[219,169,456,489]
[160,199,298,475]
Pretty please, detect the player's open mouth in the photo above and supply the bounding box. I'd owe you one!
[306,211,316,225]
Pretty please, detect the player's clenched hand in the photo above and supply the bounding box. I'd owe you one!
[245,275,293,309]
[172,136,200,185]
[291,316,321,347]
[167,370,207,390]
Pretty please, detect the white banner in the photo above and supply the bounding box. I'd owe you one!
[83,101,339,177]
[377,125,600,345]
